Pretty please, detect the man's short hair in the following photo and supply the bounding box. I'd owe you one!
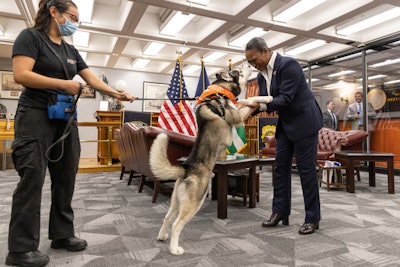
[355,92,363,97]
[245,37,269,52]
[326,100,333,106]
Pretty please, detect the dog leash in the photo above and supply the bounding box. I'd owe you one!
[34,29,83,162]
[135,97,196,101]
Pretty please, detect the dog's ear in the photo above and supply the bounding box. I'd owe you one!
[215,73,222,80]
[229,70,240,84]
[219,72,231,82]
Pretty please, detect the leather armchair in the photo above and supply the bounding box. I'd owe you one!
[118,123,195,203]
[260,127,369,164]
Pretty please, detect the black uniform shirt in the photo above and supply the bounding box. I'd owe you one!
[12,28,88,109]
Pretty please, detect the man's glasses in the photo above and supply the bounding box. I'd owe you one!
[64,11,80,24]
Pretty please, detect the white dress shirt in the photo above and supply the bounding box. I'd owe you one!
[259,52,277,111]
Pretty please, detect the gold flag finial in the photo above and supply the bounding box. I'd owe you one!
[176,51,183,60]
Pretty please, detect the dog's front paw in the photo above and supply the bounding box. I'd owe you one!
[237,99,251,106]
[170,246,185,255]
[249,96,273,103]
[157,233,169,241]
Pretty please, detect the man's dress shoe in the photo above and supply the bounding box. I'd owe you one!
[261,213,289,227]
[298,222,319,235]
[5,250,49,267]
[51,236,87,251]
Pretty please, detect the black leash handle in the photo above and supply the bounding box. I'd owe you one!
[46,84,83,163]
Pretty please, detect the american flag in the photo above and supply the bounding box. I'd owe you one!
[157,59,197,136]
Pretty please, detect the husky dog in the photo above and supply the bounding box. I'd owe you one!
[149,70,244,255]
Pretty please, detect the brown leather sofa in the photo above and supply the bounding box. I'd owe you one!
[116,123,196,203]
[115,128,141,185]
[260,127,369,164]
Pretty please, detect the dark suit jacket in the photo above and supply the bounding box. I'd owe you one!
[322,110,339,131]
[257,53,323,141]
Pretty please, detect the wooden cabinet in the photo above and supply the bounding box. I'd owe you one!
[0,119,14,170]
[151,113,159,126]
[95,111,122,165]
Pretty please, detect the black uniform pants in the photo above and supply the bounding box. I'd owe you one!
[8,105,80,252]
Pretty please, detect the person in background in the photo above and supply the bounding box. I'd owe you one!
[242,37,323,235]
[6,0,136,266]
[346,91,376,131]
[322,100,339,130]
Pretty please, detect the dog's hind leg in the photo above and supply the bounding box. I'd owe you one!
[169,206,198,255]
[169,194,206,255]
[157,183,180,241]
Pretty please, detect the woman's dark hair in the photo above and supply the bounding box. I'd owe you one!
[34,0,77,32]
[245,37,269,52]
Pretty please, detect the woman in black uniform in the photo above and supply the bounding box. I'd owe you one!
[6,1,136,266]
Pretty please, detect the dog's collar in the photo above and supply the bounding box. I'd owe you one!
[196,84,237,105]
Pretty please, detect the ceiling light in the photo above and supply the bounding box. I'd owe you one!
[306,78,320,83]
[187,0,210,5]
[203,52,226,62]
[302,65,320,72]
[143,42,166,56]
[72,31,90,47]
[357,74,387,82]
[336,7,400,36]
[384,79,400,85]
[328,70,355,77]
[132,59,150,69]
[183,65,201,74]
[228,27,267,48]
[368,74,387,80]
[285,40,325,56]
[370,57,400,67]
[273,0,327,23]
[74,0,94,23]
[323,81,346,89]
[160,11,195,36]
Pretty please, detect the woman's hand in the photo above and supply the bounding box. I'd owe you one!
[63,80,84,95]
[115,91,137,102]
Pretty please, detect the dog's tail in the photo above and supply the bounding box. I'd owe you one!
[149,133,185,180]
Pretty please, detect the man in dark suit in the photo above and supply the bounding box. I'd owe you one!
[243,37,323,234]
[323,100,339,130]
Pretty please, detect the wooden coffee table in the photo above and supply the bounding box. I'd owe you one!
[211,157,259,219]
[334,151,395,194]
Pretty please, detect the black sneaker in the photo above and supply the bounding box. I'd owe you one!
[51,236,87,251]
[5,250,49,267]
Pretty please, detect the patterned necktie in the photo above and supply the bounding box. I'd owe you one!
[358,103,362,124]
[331,111,336,129]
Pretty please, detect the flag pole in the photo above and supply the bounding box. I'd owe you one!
[201,57,205,91]
[177,51,183,111]
[228,58,232,71]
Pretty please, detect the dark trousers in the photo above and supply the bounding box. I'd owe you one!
[272,130,320,223]
[8,105,80,252]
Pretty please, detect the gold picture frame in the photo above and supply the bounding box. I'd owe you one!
[142,82,169,113]
[0,71,24,99]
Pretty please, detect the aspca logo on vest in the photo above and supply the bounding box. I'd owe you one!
[67,59,77,65]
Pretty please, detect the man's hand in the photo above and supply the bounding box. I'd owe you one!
[237,96,274,120]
